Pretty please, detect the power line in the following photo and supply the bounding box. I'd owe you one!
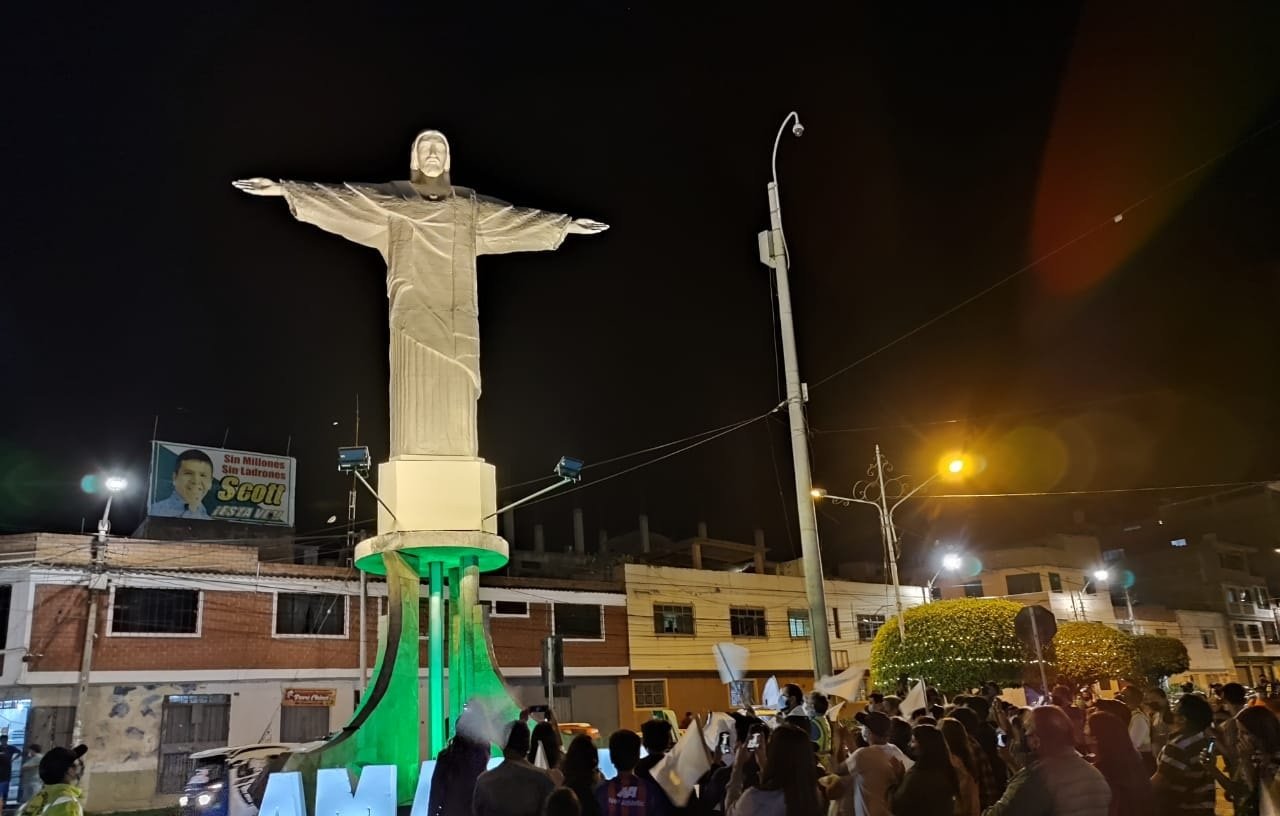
[809,115,1280,391]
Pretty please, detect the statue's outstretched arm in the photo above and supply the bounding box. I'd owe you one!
[232,178,284,197]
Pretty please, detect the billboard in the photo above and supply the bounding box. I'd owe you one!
[148,441,296,526]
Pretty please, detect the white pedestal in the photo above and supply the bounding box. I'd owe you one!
[354,456,509,575]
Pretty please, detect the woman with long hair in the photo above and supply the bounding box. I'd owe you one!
[1212,705,1280,816]
[890,725,957,815]
[1085,710,1151,816]
[559,735,601,816]
[726,724,823,816]
[940,718,981,816]
[528,721,565,784]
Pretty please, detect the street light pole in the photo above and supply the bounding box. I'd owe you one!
[758,111,832,679]
[813,448,965,641]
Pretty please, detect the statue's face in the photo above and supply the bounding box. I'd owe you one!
[416,134,449,178]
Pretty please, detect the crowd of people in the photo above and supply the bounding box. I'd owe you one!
[427,677,1280,816]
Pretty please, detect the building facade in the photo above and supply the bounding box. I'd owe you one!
[619,563,926,730]
[0,534,627,813]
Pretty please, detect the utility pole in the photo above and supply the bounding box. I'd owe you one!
[758,111,832,679]
[73,478,123,746]
[875,446,907,640]
[351,396,368,697]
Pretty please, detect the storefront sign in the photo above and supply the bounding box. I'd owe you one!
[283,688,336,707]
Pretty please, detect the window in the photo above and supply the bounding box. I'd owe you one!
[857,614,885,642]
[1048,573,1063,593]
[555,603,604,640]
[1171,538,1188,547]
[275,593,346,637]
[788,609,811,639]
[157,694,230,793]
[729,679,757,707]
[729,607,767,638]
[1201,630,1218,650]
[1265,622,1280,646]
[1255,588,1271,609]
[833,650,850,670]
[633,679,667,708]
[961,583,985,598]
[1226,586,1252,615]
[653,604,695,636]
[1006,574,1043,596]
[110,588,200,635]
[492,600,529,617]
[1234,622,1264,653]
[832,607,842,639]
[1220,553,1247,572]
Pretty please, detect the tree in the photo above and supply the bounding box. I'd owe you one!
[1132,634,1190,684]
[870,598,1026,693]
[1051,621,1138,686]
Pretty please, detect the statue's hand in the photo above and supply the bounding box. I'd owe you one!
[232,177,284,197]
[567,217,609,235]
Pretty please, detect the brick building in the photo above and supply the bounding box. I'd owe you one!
[0,533,626,813]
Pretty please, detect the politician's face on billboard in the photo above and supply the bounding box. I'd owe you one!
[173,457,213,508]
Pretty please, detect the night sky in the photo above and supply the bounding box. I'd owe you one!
[3,3,1279,570]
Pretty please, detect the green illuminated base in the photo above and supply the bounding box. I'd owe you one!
[285,542,520,809]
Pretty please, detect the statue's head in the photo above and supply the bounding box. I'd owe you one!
[410,130,451,182]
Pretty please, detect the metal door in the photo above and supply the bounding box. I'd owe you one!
[156,695,230,794]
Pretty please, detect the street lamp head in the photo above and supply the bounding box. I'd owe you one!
[1093,569,1110,582]
[104,476,128,493]
[791,119,805,138]
[942,553,963,571]
[947,458,965,474]
[810,488,828,499]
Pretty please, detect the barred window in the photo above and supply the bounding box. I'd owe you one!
[276,593,346,636]
[654,604,695,635]
[111,589,200,635]
[634,679,667,708]
[729,607,767,638]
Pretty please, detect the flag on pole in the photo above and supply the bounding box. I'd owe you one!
[815,666,863,700]
[533,740,549,770]
[652,717,713,807]
[711,642,748,685]
[901,680,927,715]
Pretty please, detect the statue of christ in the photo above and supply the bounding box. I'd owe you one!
[234,130,607,458]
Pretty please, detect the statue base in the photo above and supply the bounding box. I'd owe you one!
[357,456,509,574]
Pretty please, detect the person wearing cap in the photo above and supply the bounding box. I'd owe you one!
[828,711,909,816]
[17,745,86,816]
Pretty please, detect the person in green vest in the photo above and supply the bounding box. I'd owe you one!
[17,746,86,816]
[810,693,834,770]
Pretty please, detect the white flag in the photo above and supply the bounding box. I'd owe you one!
[711,642,749,685]
[827,701,846,722]
[533,740,548,770]
[901,680,927,715]
[762,676,780,709]
[815,666,863,701]
[652,718,713,807]
[701,711,737,753]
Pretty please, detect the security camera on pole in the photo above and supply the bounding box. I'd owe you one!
[757,111,832,680]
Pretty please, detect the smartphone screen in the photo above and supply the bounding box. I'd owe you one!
[747,733,762,750]
[718,733,731,754]
[997,732,1007,749]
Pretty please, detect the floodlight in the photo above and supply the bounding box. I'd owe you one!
[337,446,371,475]
[1093,569,1110,582]
[554,456,584,482]
[942,553,963,571]
[104,476,128,493]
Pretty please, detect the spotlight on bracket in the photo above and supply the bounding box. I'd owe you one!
[554,456,585,483]
[337,446,372,476]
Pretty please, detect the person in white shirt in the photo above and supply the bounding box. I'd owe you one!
[1120,685,1154,773]
[828,711,910,816]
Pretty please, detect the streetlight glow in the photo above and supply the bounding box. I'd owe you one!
[104,476,128,493]
[947,458,965,474]
[1093,569,1110,582]
[810,488,827,499]
[942,553,963,571]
